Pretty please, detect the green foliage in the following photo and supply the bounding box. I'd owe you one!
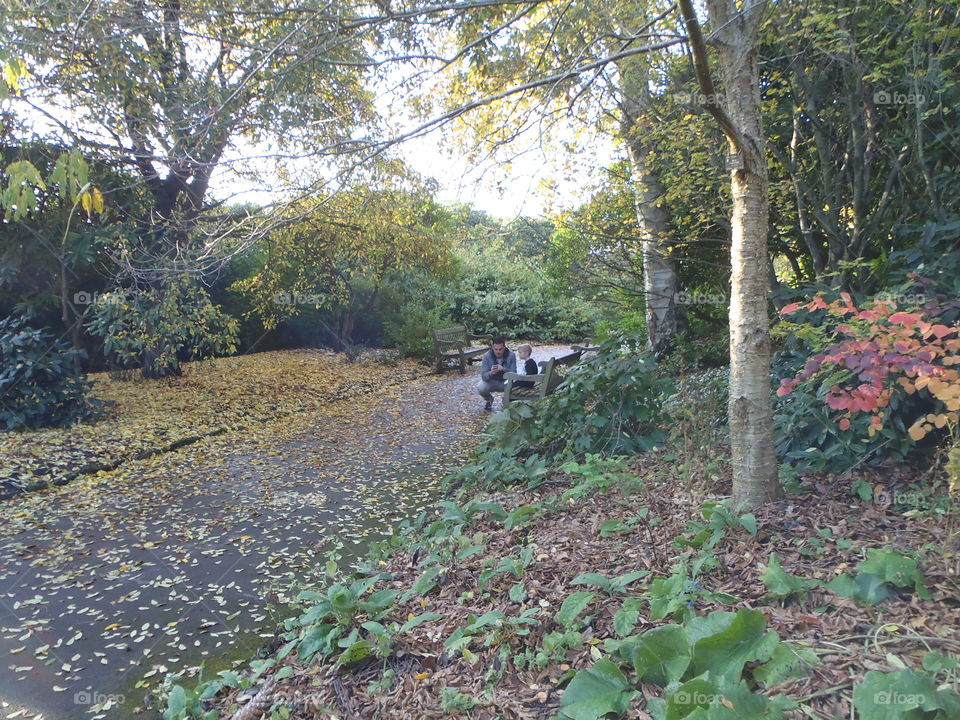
[448,241,599,341]
[559,658,634,720]
[559,455,643,500]
[232,188,454,352]
[825,548,929,605]
[382,286,452,359]
[761,1,960,286]
[440,687,483,713]
[444,608,540,657]
[571,570,650,596]
[675,500,757,553]
[87,276,238,377]
[753,643,821,687]
[475,332,671,474]
[643,562,737,624]
[853,670,960,720]
[283,573,396,665]
[160,664,237,720]
[759,553,819,601]
[554,591,595,628]
[0,316,97,431]
[562,609,805,720]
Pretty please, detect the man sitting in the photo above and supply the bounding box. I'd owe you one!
[477,336,517,411]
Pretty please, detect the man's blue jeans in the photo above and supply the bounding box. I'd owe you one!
[477,378,506,402]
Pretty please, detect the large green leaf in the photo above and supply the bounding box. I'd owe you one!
[297,623,339,661]
[759,553,820,599]
[666,677,791,720]
[626,624,691,687]
[612,599,642,637]
[859,549,930,598]
[853,670,960,720]
[690,609,779,682]
[559,658,634,720]
[753,642,820,686]
[338,640,375,664]
[556,591,595,626]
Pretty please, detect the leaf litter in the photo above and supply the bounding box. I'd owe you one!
[0,348,493,718]
[205,451,959,719]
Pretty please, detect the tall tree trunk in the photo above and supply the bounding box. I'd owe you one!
[617,58,683,355]
[679,0,779,507]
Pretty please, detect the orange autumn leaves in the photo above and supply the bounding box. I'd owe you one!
[777,292,960,441]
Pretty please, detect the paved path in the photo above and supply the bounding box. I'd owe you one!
[0,368,494,719]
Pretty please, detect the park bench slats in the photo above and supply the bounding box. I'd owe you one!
[502,343,599,407]
[503,357,560,406]
[431,325,492,374]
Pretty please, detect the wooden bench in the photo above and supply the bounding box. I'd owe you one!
[503,357,562,406]
[502,345,597,406]
[431,326,492,374]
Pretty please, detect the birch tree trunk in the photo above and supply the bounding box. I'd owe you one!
[617,57,683,355]
[678,0,779,506]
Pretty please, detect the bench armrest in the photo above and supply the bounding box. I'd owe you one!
[469,333,493,342]
[504,372,544,384]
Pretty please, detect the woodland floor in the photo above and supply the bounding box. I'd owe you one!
[204,444,960,719]
[0,347,569,720]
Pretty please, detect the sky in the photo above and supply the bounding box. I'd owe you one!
[208,115,620,221]
[397,123,620,219]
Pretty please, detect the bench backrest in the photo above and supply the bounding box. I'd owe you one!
[431,325,470,346]
[539,357,562,399]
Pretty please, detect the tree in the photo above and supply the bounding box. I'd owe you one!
[678,0,779,506]
[616,53,685,353]
[421,1,690,351]
[2,0,379,266]
[233,184,454,352]
[2,0,390,373]
[759,0,960,286]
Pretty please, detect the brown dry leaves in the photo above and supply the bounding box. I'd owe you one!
[0,349,423,494]
[221,454,959,720]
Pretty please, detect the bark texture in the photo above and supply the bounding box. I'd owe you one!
[680,0,780,506]
[617,57,683,355]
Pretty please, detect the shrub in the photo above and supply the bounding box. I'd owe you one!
[478,330,672,469]
[449,247,599,342]
[773,284,960,474]
[382,287,453,360]
[0,316,97,430]
[87,275,238,378]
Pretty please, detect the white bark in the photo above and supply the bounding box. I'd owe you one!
[617,57,682,355]
[680,0,779,506]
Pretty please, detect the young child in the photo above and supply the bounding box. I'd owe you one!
[515,344,538,388]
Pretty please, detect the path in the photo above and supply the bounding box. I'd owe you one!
[0,365,497,719]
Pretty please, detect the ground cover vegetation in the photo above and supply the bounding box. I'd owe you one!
[1,0,959,718]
